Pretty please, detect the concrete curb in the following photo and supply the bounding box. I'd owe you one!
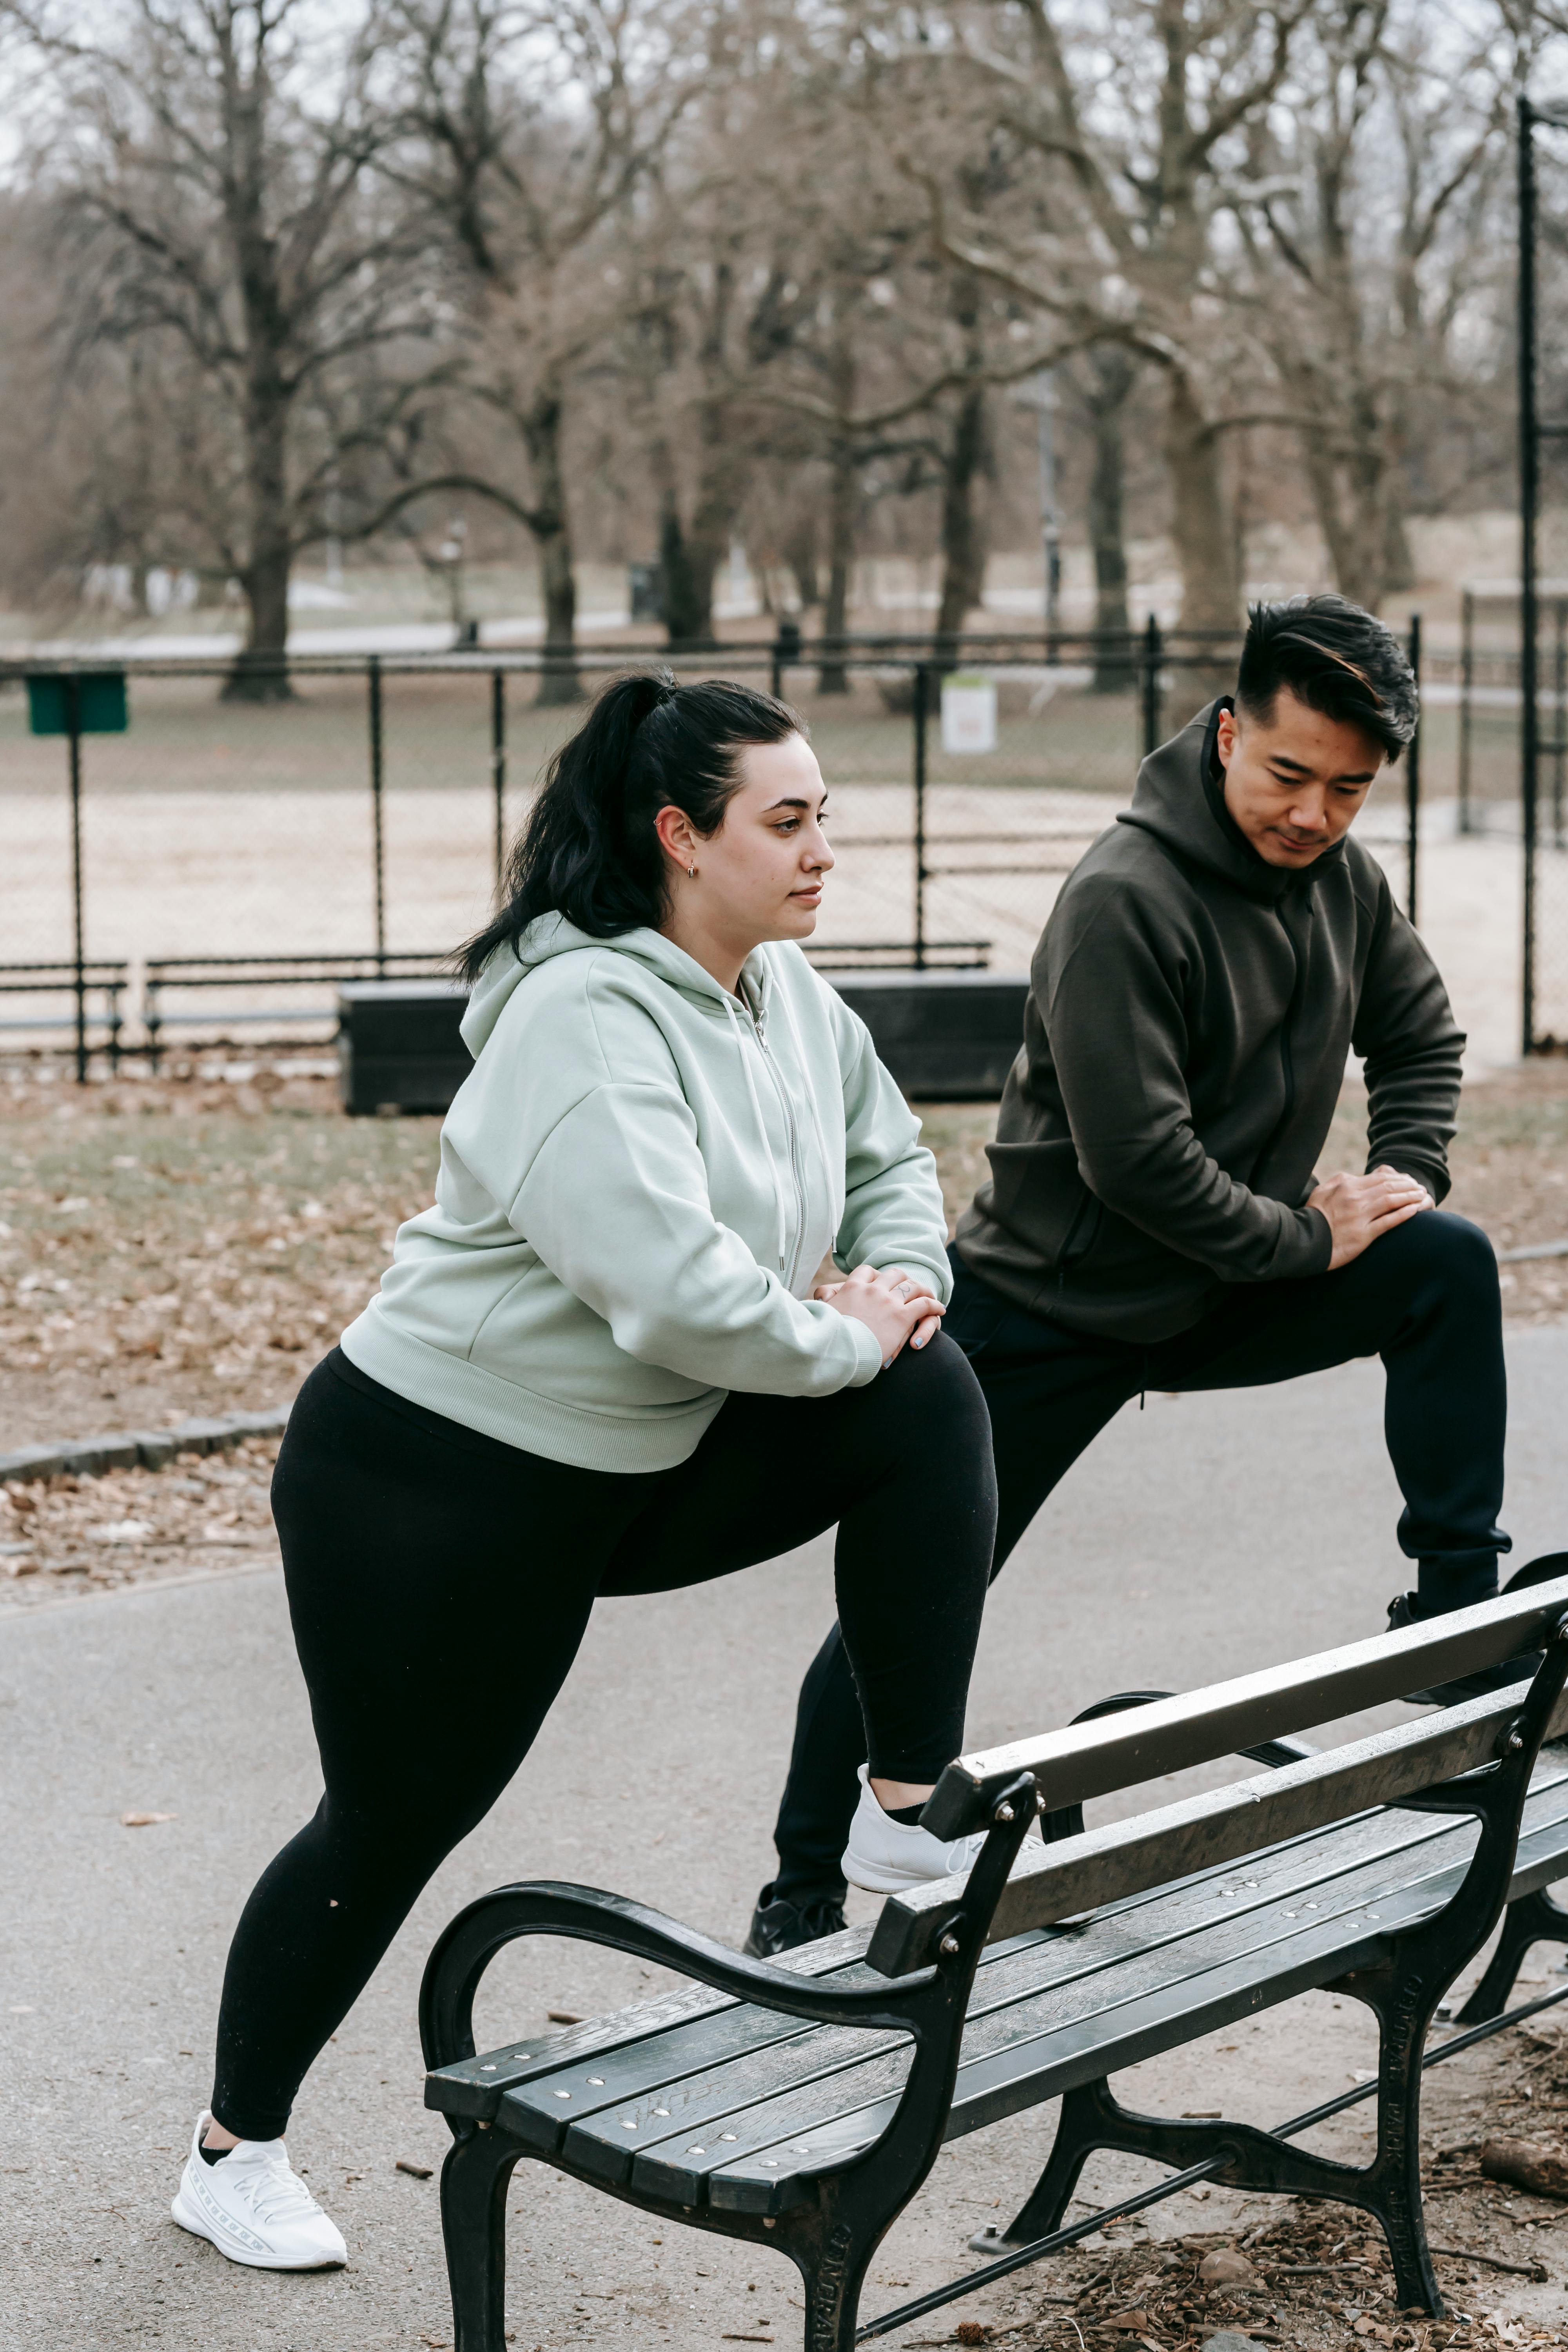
[0,1403,291,1486]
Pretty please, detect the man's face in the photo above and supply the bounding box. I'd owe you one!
[1216,687,1385,868]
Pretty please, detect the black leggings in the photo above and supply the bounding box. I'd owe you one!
[211,1337,995,2140]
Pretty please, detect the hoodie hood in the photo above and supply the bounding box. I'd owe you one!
[1117,697,1348,905]
[461,911,772,1056]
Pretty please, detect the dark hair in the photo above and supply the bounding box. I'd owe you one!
[457,670,803,980]
[1235,593,1417,763]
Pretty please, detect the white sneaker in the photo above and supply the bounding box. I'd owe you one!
[841,1765,989,1894]
[172,2111,347,2269]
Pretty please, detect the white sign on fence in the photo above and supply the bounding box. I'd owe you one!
[940,672,998,754]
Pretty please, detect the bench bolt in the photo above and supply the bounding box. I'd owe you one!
[940,1933,961,1957]
[996,1802,1014,1823]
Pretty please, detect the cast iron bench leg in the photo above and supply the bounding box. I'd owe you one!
[441,2126,521,2352]
[996,1632,1568,2318]
[994,2076,1121,2245]
[1456,1885,1568,2023]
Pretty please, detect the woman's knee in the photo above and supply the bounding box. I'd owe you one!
[873,1333,996,1483]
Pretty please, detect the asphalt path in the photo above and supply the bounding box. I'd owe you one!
[2,1327,1564,2349]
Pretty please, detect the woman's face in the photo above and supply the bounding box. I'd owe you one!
[665,732,834,948]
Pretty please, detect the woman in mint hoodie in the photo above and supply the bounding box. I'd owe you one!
[172,673,998,2271]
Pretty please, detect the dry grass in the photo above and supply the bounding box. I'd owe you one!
[1,1057,1563,1609]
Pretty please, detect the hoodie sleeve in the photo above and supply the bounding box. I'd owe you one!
[829,1005,953,1302]
[1351,876,1463,1201]
[512,1077,884,1394]
[1045,884,1331,1281]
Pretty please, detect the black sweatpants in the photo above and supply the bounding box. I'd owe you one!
[211,1336,995,2141]
[769,1208,1509,1904]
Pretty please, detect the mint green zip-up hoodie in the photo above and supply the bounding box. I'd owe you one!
[339,915,952,1472]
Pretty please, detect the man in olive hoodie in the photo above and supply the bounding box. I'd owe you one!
[749,593,1517,1957]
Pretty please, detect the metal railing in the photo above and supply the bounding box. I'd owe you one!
[1,618,1448,1068]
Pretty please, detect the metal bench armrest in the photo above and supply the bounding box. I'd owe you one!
[421,1880,934,2078]
[421,1779,1041,2077]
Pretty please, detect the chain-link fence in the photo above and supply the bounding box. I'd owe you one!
[7,621,1509,1074]
[1452,586,1568,1051]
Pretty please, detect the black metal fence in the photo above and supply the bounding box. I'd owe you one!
[0,617,1444,1074]
[1454,584,1568,1051]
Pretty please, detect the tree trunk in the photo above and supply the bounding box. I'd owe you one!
[784,511,820,614]
[659,490,708,646]
[818,441,857,694]
[522,390,580,705]
[1086,347,1135,690]
[935,381,990,659]
[224,522,294,703]
[661,440,739,650]
[1162,364,1240,639]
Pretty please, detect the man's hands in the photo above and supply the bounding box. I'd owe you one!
[1315,1164,1434,1271]
[814,1263,945,1368]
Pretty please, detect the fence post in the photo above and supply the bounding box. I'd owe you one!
[1554,597,1566,848]
[1141,615,1163,759]
[1405,612,1422,928]
[67,673,86,1083]
[913,663,929,970]
[1458,587,1473,836]
[491,669,508,891]
[368,654,386,975]
[1519,94,1539,1058]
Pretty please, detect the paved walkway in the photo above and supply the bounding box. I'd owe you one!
[3,1330,1565,2348]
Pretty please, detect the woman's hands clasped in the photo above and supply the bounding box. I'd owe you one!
[813,1263,945,1369]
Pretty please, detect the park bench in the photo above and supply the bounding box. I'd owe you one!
[421,1578,1568,2352]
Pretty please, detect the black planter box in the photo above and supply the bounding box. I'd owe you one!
[338,981,470,1116]
[829,970,1028,1101]
[338,968,1029,1116]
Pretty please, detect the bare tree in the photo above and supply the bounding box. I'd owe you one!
[1229,0,1520,610]
[388,0,694,699]
[5,0,452,695]
[872,0,1311,634]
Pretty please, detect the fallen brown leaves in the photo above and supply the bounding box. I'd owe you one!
[0,1436,281,1607]
[985,2192,1566,2351]
[0,1064,439,1448]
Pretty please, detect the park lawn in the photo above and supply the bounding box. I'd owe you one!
[1,1059,1564,1466]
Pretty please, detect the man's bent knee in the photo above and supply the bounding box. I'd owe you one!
[1372,1206,1500,1305]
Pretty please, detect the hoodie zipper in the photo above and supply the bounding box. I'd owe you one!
[1259,897,1307,1176]
[747,991,807,1286]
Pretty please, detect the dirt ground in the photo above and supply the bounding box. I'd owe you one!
[4,1058,1568,2348]
[1,1049,1564,1610]
[1,1051,1564,1463]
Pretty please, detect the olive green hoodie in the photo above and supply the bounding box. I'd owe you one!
[957,698,1464,1343]
[339,915,951,1471]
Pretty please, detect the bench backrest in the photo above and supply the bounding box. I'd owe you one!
[869,1578,1568,1976]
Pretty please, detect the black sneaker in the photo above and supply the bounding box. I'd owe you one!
[744,1884,847,1957]
[1392,1552,1568,1706]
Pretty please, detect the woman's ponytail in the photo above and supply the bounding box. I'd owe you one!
[457,670,799,981]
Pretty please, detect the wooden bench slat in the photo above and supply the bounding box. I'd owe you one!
[704,1778,1568,2214]
[488,1768,1568,2214]
[426,1924,872,2120]
[874,1681,1568,1972]
[925,1578,1568,1835]
[431,1755,1568,2131]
